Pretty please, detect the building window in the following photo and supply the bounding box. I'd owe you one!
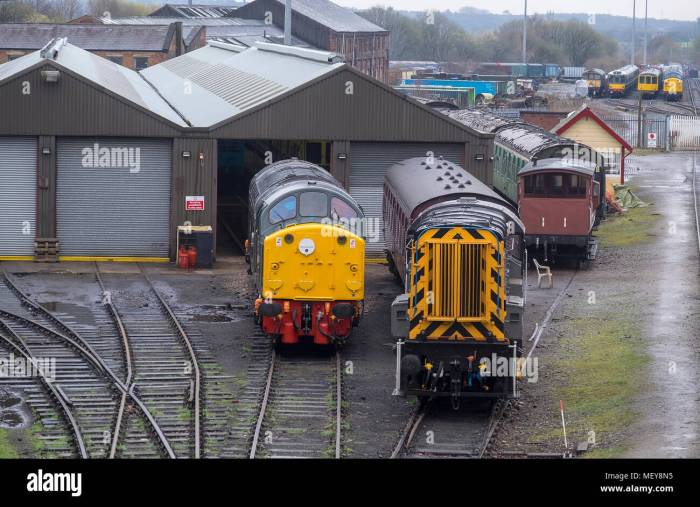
[134,57,149,71]
[106,55,123,65]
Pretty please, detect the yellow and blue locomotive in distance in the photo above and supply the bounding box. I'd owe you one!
[662,64,684,102]
[246,159,365,346]
[384,157,526,403]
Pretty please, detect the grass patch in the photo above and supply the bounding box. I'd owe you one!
[596,205,659,248]
[0,428,19,458]
[553,317,649,455]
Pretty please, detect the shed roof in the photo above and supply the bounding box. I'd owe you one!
[239,0,387,33]
[140,41,343,127]
[149,4,243,18]
[0,40,187,127]
[0,23,175,52]
[96,16,319,49]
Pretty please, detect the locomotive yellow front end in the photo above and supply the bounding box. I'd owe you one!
[256,223,365,345]
[408,227,506,343]
[395,220,524,403]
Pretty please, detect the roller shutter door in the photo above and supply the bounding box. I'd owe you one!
[348,142,464,258]
[57,138,171,258]
[0,137,37,257]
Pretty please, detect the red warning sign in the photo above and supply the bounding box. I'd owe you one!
[185,196,205,211]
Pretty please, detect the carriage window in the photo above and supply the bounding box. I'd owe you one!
[549,174,564,195]
[524,174,546,195]
[300,192,327,217]
[330,197,358,220]
[269,196,296,224]
[568,174,587,196]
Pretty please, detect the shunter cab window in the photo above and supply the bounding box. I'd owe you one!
[269,196,297,224]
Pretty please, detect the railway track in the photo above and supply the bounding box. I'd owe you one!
[0,264,246,458]
[391,269,578,459]
[0,268,174,458]
[250,348,343,459]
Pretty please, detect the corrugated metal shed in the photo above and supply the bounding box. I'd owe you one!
[0,23,175,51]
[140,42,343,127]
[0,41,187,127]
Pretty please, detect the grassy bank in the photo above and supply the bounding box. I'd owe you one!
[596,205,660,248]
[556,317,649,457]
[0,428,19,458]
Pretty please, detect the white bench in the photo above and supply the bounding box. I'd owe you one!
[532,258,553,289]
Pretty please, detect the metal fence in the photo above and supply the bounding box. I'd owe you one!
[601,114,700,151]
[600,114,669,150]
[669,115,700,150]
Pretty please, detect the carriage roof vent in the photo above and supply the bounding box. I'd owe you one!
[444,185,451,190]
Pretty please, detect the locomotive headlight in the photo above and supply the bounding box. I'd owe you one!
[284,233,294,244]
[337,235,347,245]
[299,238,315,256]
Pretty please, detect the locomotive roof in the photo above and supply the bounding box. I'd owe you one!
[583,68,606,76]
[608,65,639,76]
[249,159,343,207]
[519,157,597,177]
[640,67,662,76]
[385,156,508,213]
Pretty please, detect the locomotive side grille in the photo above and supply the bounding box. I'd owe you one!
[428,241,484,320]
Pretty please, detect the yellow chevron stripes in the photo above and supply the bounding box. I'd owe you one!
[407,227,506,342]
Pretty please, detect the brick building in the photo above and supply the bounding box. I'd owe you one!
[0,23,197,70]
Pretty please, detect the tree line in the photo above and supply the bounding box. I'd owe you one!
[360,7,632,69]
[0,0,152,23]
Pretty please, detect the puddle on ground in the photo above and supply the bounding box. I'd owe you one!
[0,389,32,429]
[0,391,22,409]
[0,410,25,428]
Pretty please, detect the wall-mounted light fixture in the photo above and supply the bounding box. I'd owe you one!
[475,153,485,161]
[337,153,347,160]
[41,147,51,155]
[198,152,204,160]
[182,151,191,158]
[40,70,60,83]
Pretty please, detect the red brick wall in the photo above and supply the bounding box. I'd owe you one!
[520,111,568,131]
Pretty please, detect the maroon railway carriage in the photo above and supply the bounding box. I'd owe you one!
[517,158,600,265]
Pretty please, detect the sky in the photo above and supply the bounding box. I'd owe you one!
[333,0,700,22]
